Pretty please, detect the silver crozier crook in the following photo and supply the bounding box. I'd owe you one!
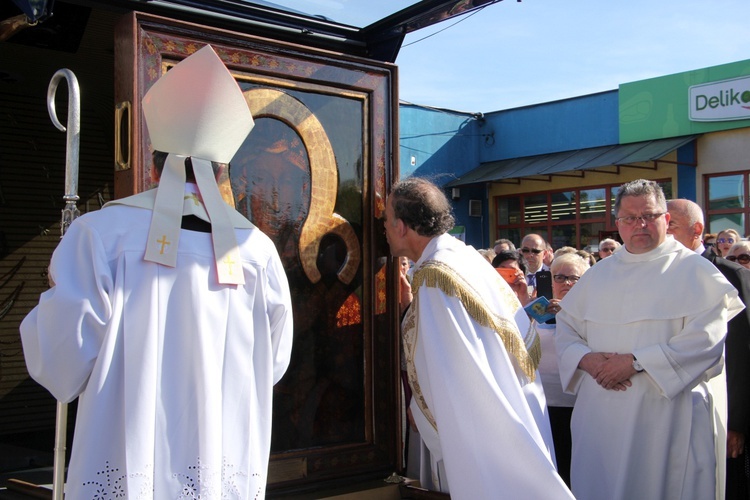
[48,69,81,234]
[47,68,81,500]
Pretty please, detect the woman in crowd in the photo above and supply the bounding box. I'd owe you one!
[492,250,530,306]
[535,251,590,486]
[716,229,742,257]
[703,232,717,255]
[726,240,750,270]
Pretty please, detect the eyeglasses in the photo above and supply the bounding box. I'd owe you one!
[727,254,750,264]
[521,248,543,255]
[717,237,736,244]
[553,274,580,284]
[615,213,665,225]
[599,247,615,253]
[704,242,715,247]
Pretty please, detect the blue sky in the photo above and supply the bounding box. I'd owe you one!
[393,0,750,113]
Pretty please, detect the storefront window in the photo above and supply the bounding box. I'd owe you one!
[524,194,547,225]
[494,179,671,250]
[580,222,606,252]
[709,213,744,235]
[497,197,521,225]
[550,191,576,221]
[706,173,749,236]
[580,189,606,220]
[708,175,744,211]
[497,228,522,246]
[550,225,576,249]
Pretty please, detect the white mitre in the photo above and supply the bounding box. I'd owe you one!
[141,44,254,285]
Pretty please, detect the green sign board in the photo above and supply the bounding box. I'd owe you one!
[448,225,465,242]
[619,59,750,144]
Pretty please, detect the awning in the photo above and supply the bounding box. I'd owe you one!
[445,135,699,187]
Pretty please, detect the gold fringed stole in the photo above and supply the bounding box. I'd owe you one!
[525,322,542,375]
[402,260,540,431]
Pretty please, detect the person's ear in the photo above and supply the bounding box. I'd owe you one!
[151,164,161,183]
[694,221,704,240]
[396,218,408,237]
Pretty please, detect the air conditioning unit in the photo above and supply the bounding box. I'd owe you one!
[469,199,482,217]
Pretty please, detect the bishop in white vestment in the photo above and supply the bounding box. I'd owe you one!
[21,46,294,498]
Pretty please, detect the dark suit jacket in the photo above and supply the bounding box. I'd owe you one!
[703,249,750,435]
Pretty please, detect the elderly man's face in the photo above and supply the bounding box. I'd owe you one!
[520,236,545,270]
[616,195,669,254]
[666,209,698,250]
[598,243,617,258]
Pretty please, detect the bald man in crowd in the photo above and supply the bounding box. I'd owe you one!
[668,198,750,500]
[597,238,621,259]
[520,234,550,289]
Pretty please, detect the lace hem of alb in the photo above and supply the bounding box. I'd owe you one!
[79,458,264,499]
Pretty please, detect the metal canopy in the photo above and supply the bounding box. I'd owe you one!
[446,135,699,187]
[141,0,505,61]
[7,0,503,62]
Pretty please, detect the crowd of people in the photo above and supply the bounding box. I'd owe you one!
[396,178,750,499]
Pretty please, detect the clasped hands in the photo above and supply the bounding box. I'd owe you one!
[579,352,636,391]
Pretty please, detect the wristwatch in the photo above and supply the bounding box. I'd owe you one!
[632,356,644,373]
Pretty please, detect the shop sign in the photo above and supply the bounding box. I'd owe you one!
[689,75,750,122]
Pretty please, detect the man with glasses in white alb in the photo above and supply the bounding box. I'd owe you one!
[555,179,744,500]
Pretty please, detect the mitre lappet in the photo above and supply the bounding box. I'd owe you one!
[138,44,254,285]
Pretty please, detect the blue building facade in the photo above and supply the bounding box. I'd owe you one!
[399,91,621,249]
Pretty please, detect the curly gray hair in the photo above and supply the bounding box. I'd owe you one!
[390,178,455,237]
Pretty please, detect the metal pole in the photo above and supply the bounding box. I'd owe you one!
[46,68,81,500]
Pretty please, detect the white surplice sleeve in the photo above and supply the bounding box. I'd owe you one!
[413,286,572,500]
[555,309,591,395]
[263,248,293,385]
[20,218,113,403]
[632,296,732,400]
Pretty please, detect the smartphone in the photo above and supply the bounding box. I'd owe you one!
[496,267,517,284]
[535,270,553,300]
